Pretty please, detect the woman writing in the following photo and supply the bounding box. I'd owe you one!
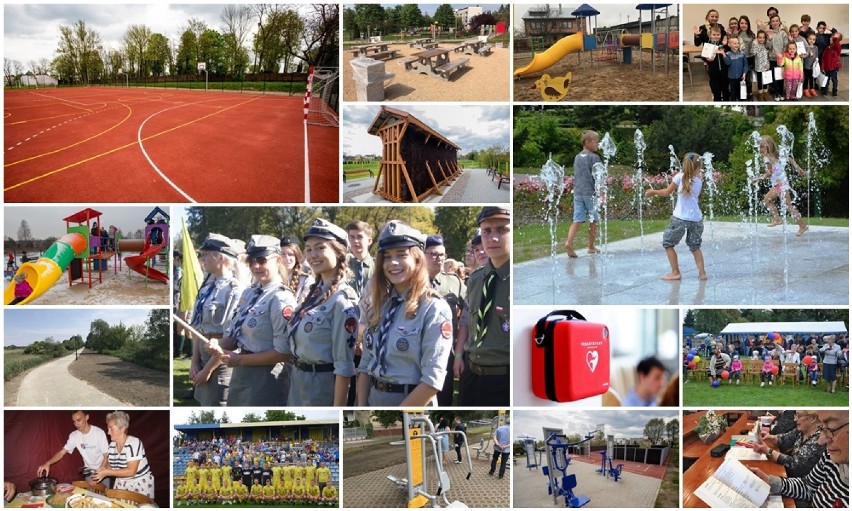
[357,221,453,406]
[92,411,155,498]
[278,219,358,406]
[189,234,246,406]
[211,235,296,406]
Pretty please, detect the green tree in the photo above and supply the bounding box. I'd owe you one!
[371,410,402,429]
[683,309,695,329]
[433,4,456,30]
[198,29,225,74]
[199,410,220,424]
[294,4,338,68]
[187,411,200,424]
[175,29,197,75]
[644,418,666,445]
[220,4,252,78]
[145,33,171,77]
[693,309,743,334]
[242,412,262,423]
[399,4,424,31]
[665,418,679,445]
[433,207,480,260]
[123,24,152,78]
[55,20,103,84]
[264,410,306,421]
[221,411,231,424]
[354,4,385,39]
[343,7,359,39]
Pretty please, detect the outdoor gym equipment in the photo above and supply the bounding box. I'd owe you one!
[386,411,473,508]
[521,436,542,470]
[595,436,624,482]
[471,413,506,460]
[542,431,597,508]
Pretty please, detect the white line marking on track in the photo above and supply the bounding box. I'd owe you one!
[304,120,310,202]
[136,103,197,203]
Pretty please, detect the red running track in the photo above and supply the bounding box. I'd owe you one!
[3,87,338,203]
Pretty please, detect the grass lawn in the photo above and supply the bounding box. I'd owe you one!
[683,378,849,407]
[342,162,379,171]
[514,217,849,264]
[654,446,680,509]
[173,356,194,406]
[4,348,61,381]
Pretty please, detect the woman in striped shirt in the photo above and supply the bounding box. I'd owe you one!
[92,411,155,498]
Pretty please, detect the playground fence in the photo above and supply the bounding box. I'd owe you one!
[343,427,368,442]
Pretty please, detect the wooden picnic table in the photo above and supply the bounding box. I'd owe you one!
[682,411,795,508]
[352,43,389,55]
[405,47,469,81]
[458,39,484,54]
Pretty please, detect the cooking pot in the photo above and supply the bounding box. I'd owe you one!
[29,476,58,497]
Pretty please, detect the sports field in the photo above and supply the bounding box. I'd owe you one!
[4,87,338,203]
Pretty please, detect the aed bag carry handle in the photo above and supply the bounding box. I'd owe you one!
[534,310,587,402]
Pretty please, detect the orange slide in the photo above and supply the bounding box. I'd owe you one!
[124,241,168,284]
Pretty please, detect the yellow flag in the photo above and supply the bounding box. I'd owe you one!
[179,218,203,312]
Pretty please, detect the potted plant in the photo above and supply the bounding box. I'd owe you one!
[695,410,727,444]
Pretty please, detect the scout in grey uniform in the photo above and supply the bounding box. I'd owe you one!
[213,235,296,406]
[356,221,454,407]
[279,236,314,304]
[455,207,511,406]
[424,235,467,407]
[277,219,358,407]
[345,220,374,297]
[190,234,246,406]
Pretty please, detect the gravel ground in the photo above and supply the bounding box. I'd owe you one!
[67,350,169,406]
[344,43,510,102]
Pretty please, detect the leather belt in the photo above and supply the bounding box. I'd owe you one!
[295,361,334,373]
[370,375,414,393]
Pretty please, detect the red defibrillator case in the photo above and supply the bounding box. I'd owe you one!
[532,310,610,402]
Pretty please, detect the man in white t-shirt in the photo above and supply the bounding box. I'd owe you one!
[37,411,110,488]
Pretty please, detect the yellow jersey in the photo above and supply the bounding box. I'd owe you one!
[220,485,234,498]
[322,485,338,499]
[250,484,263,497]
[263,485,275,498]
[317,466,331,483]
[184,466,198,485]
[307,483,320,498]
[211,468,222,488]
[305,466,317,484]
[292,484,306,497]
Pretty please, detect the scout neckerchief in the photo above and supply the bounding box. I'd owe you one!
[230,287,264,335]
[191,275,216,327]
[475,270,497,347]
[373,296,404,376]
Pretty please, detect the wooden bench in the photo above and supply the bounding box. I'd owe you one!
[371,49,399,60]
[343,169,374,183]
[399,56,419,71]
[453,44,467,53]
[478,43,494,55]
[433,58,468,81]
[351,49,361,57]
[423,42,439,49]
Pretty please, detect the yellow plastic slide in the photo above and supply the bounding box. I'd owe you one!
[514,32,586,77]
[4,259,62,305]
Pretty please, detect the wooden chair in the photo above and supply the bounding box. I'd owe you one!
[602,387,622,407]
[106,488,155,505]
[688,360,707,382]
[746,360,763,384]
[780,363,799,386]
[71,480,107,495]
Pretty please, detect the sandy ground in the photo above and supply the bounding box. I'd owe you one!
[4,258,170,306]
[343,43,510,101]
[514,51,679,102]
[5,365,37,406]
[67,350,169,406]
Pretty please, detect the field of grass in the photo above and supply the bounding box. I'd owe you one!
[655,446,680,508]
[683,378,849,407]
[514,217,849,263]
[4,348,55,381]
[173,356,194,406]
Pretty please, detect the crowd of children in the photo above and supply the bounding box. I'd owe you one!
[693,7,843,101]
[173,437,338,506]
[684,333,849,392]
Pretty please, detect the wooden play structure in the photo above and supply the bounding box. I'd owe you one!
[369,106,462,203]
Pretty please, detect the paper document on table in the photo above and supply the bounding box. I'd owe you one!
[701,43,719,59]
[694,457,770,508]
[761,496,784,508]
[725,446,767,461]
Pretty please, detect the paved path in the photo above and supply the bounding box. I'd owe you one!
[344,453,509,507]
[17,349,127,406]
[514,222,849,305]
[344,168,509,204]
[514,454,662,508]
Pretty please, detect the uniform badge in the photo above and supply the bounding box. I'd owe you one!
[344,317,358,334]
[396,338,409,352]
[304,322,313,333]
[365,333,373,349]
[247,318,257,328]
[501,321,510,332]
[282,306,294,321]
[441,321,453,339]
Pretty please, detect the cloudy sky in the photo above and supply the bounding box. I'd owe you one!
[342,104,510,157]
[513,410,679,442]
[4,4,249,67]
[5,205,166,239]
[344,4,503,16]
[513,3,675,33]
[4,307,156,346]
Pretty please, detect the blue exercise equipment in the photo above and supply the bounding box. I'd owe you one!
[521,436,542,470]
[543,433,593,508]
[596,450,624,482]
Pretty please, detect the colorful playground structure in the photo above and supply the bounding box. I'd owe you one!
[515,4,678,81]
[3,207,169,305]
[386,411,473,508]
[124,207,170,285]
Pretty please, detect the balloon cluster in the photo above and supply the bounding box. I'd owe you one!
[766,332,782,342]
[686,349,700,369]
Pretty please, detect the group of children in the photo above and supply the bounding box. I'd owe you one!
[174,459,338,506]
[694,7,843,101]
[564,129,805,281]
